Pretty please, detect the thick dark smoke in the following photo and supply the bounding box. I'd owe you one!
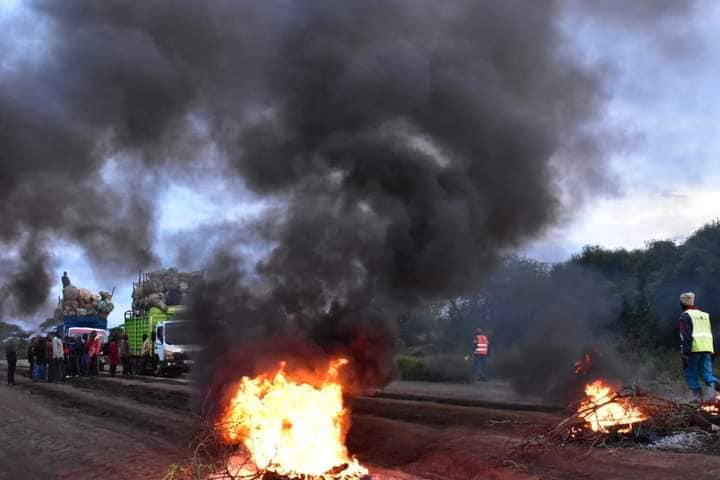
[0,0,694,405]
[476,260,626,402]
[0,237,53,318]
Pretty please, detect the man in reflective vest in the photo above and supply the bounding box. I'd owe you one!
[471,328,489,382]
[679,291,720,401]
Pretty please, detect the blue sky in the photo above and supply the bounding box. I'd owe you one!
[3,0,720,329]
[527,0,720,260]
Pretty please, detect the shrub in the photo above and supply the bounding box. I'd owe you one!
[396,354,472,383]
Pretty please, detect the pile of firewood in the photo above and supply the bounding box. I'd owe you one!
[525,386,719,449]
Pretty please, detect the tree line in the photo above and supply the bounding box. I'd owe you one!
[399,221,720,358]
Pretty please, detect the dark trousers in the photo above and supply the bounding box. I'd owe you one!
[53,358,64,381]
[6,354,16,384]
[121,355,132,375]
[28,359,34,378]
[473,355,487,381]
[69,354,78,376]
[81,354,89,376]
[89,356,99,376]
[109,363,117,377]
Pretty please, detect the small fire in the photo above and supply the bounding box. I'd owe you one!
[700,393,720,414]
[217,358,368,479]
[574,353,592,375]
[578,380,647,434]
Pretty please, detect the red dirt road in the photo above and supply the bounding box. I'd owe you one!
[0,383,183,480]
[2,368,720,479]
[350,397,720,479]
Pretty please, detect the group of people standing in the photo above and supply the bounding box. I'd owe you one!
[23,331,135,382]
[26,332,102,381]
[5,330,155,385]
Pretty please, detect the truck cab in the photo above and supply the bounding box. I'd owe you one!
[56,316,109,370]
[155,320,198,375]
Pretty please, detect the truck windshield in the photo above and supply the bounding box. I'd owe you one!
[164,322,195,346]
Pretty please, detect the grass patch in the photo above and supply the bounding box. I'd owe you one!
[396,353,472,383]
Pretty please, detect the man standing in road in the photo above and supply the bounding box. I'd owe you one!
[470,328,490,382]
[34,337,46,381]
[27,339,35,379]
[141,333,153,374]
[88,331,101,376]
[679,291,720,401]
[6,340,17,385]
[52,333,64,382]
[44,335,53,381]
[120,333,132,376]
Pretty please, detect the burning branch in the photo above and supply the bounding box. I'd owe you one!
[520,384,720,454]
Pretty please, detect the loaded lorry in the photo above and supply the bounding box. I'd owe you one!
[124,305,198,376]
[124,269,202,376]
[55,282,114,370]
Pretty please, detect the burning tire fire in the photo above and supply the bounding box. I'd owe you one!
[217,359,368,479]
[577,380,647,434]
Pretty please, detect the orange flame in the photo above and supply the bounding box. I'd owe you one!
[700,393,720,414]
[217,358,368,479]
[578,380,647,433]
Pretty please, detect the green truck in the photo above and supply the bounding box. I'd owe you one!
[123,305,198,376]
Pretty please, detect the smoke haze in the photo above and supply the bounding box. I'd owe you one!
[0,1,695,400]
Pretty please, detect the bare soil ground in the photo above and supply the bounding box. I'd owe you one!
[0,381,184,480]
[2,365,720,480]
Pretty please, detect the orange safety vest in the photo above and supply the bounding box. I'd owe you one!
[474,335,489,356]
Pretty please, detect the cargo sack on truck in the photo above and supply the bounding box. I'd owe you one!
[60,284,113,318]
[132,268,202,313]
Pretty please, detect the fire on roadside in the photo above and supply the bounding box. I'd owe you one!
[700,393,720,415]
[574,353,592,375]
[577,380,647,434]
[216,358,368,479]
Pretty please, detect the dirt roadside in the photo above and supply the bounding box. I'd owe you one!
[0,382,184,480]
[3,368,720,479]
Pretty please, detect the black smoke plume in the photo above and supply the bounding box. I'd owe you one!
[1,0,693,403]
[480,261,626,402]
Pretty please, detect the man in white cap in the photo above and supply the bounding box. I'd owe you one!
[679,291,720,401]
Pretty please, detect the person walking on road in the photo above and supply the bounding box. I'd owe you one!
[120,334,132,376]
[679,291,720,401]
[108,336,120,377]
[470,328,490,382]
[6,340,17,385]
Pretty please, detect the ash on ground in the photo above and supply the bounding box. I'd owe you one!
[646,431,715,452]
